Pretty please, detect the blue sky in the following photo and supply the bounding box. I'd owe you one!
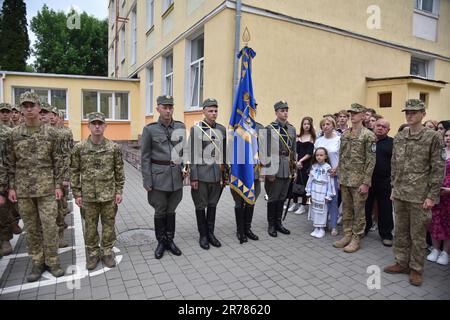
[25,0,108,63]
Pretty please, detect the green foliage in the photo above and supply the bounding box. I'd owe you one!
[0,0,30,71]
[31,5,108,76]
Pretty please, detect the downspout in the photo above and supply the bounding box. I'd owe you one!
[232,0,242,101]
[0,73,5,103]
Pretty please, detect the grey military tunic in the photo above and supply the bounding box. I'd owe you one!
[141,118,186,217]
[190,120,227,210]
[264,120,296,202]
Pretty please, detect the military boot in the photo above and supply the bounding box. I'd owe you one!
[383,263,410,274]
[154,216,166,259]
[275,201,290,235]
[48,264,65,277]
[206,207,221,247]
[26,264,45,282]
[102,254,116,268]
[58,230,69,248]
[11,222,22,235]
[235,207,247,244]
[409,270,423,286]
[1,240,13,256]
[267,202,277,237]
[343,237,361,253]
[165,214,182,256]
[195,209,209,250]
[333,235,352,248]
[86,255,100,270]
[244,205,259,241]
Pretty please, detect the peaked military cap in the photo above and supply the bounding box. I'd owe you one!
[11,104,21,112]
[274,101,289,111]
[202,98,218,109]
[157,95,174,106]
[0,103,12,111]
[348,103,367,113]
[20,92,40,105]
[88,112,106,123]
[40,102,52,112]
[402,99,425,112]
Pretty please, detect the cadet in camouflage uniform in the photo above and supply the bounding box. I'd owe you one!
[39,102,53,124]
[10,105,22,127]
[384,99,444,286]
[265,101,296,237]
[0,122,13,256]
[189,99,227,250]
[7,92,65,282]
[141,95,187,259]
[334,103,376,253]
[58,110,74,217]
[71,112,124,270]
[0,160,8,259]
[0,103,12,127]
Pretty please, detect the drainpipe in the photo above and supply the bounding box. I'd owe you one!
[232,0,242,100]
[0,73,5,103]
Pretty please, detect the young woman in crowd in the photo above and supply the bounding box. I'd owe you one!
[424,120,438,131]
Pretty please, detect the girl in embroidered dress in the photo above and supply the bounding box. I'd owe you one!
[306,147,336,238]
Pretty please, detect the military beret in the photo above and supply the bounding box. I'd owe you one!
[274,101,289,111]
[88,112,106,123]
[202,98,218,109]
[347,103,367,113]
[402,99,425,112]
[11,105,21,112]
[157,95,174,106]
[40,102,52,112]
[20,91,40,105]
[0,103,12,111]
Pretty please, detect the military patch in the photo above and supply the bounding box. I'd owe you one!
[442,148,447,161]
[371,143,377,153]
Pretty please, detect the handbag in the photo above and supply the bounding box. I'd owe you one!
[292,173,306,196]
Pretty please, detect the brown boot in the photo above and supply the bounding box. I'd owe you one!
[102,254,116,268]
[333,235,351,248]
[409,270,423,286]
[383,263,410,274]
[343,238,360,253]
[58,230,68,248]
[11,222,22,235]
[1,241,13,256]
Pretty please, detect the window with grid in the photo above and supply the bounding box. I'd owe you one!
[120,26,126,62]
[147,67,154,115]
[410,57,428,77]
[147,0,154,30]
[13,87,68,118]
[416,0,434,13]
[82,91,129,120]
[189,34,204,109]
[131,7,137,65]
[164,54,173,96]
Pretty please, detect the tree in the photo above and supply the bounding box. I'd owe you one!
[31,5,108,76]
[0,0,30,71]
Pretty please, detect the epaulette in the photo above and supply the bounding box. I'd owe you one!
[146,122,158,126]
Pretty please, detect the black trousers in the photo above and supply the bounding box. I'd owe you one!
[365,181,394,240]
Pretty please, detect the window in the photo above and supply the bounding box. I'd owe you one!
[416,0,434,13]
[410,57,428,77]
[147,0,154,30]
[109,46,115,74]
[164,54,173,96]
[120,26,125,63]
[13,87,68,118]
[379,92,392,108]
[420,92,428,106]
[82,91,129,120]
[147,67,154,115]
[189,34,204,109]
[163,0,174,13]
[109,0,116,28]
[131,7,137,65]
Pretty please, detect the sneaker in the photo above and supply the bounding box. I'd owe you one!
[310,228,319,237]
[331,228,338,237]
[288,203,298,212]
[294,205,306,215]
[426,249,440,262]
[316,228,325,239]
[370,222,378,232]
[382,239,393,247]
[264,194,269,201]
[436,252,449,266]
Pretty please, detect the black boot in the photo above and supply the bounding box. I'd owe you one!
[165,214,182,256]
[235,207,247,244]
[245,205,259,240]
[195,209,210,250]
[206,207,221,247]
[267,202,277,237]
[275,201,290,235]
[154,216,166,259]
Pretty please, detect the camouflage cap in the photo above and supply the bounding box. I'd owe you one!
[11,104,21,112]
[274,100,289,111]
[347,103,367,114]
[40,102,52,112]
[51,107,59,115]
[0,103,12,111]
[20,91,40,105]
[157,95,174,106]
[202,98,218,109]
[402,99,425,112]
[58,110,65,119]
[88,112,106,123]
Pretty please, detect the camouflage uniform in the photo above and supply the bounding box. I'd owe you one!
[336,103,376,251]
[0,103,12,127]
[391,101,444,274]
[10,105,22,128]
[190,99,227,249]
[0,124,13,252]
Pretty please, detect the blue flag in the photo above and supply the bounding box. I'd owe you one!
[229,47,258,205]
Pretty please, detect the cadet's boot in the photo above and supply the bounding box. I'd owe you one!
[58,230,69,248]
[86,255,100,270]
[343,238,361,253]
[275,201,290,235]
[154,216,166,259]
[409,270,423,286]
[383,263,410,274]
[48,264,65,277]
[235,207,247,244]
[1,241,13,256]
[26,264,45,282]
[102,254,116,268]
[165,214,182,256]
[244,205,259,241]
[11,222,22,235]
[333,235,352,248]
[195,209,209,250]
[206,207,221,247]
[267,202,277,237]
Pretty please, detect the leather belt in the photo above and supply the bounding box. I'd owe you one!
[151,159,176,166]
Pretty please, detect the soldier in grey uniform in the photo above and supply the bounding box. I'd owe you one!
[265,101,296,237]
[141,95,187,259]
[189,99,227,250]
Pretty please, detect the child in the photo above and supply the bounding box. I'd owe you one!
[306,147,336,238]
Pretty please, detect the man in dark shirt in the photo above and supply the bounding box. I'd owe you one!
[365,119,394,246]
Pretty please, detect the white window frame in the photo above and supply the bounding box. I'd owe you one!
[109,0,116,29]
[12,87,69,120]
[164,54,174,96]
[146,0,155,31]
[163,0,174,13]
[415,0,434,13]
[131,7,137,65]
[410,56,435,79]
[120,25,126,63]
[82,91,130,121]
[185,32,204,110]
[189,57,204,109]
[146,67,154,115]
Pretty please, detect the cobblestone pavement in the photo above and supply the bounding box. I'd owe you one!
[1,162,449,300]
